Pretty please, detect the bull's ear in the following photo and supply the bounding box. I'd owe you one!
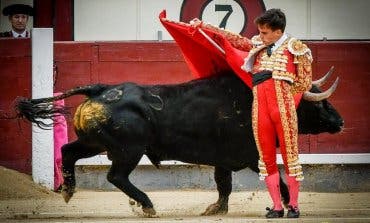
[312,66,334,87]
[303,77,339,101]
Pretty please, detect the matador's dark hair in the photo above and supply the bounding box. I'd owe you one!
[254,8,286,32]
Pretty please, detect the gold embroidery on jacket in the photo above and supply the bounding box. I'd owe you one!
[253,39,295,83]
[288,38,313,94]
[291,54,313,94]
[251,35,263,47]
[252,37,312,95]
[274,80,304,181]
[252,88,268,180]
[201,23,252,51]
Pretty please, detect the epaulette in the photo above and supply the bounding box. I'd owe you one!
[287,38,311,56]
[251,35,263,47]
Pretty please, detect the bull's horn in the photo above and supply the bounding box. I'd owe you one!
[312,66,334,87]
[303,77,339,101]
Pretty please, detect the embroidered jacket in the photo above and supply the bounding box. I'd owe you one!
[199,22,252,51]
[242,35,313,94]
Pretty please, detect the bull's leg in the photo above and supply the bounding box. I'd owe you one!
[107,151,156,217]
[202,166,232,215]
[61,140,104,203]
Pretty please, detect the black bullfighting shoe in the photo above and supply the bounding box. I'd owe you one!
[265,207,284,218]
[287,205,300,218]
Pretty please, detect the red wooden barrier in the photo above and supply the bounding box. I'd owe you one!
[307,42,369,154]
[1,40,369,174]
[0,39,32,173]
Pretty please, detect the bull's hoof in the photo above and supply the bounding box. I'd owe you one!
[61,185,74,203]
[61,190,73,203]
[142,207,157,217]
[201,202,228,216]
[129,199,157,217]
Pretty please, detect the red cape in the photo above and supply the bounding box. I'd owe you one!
[159,10,253,88]
[159,10,303,106]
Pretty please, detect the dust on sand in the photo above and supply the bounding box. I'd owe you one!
[0,166,58,200]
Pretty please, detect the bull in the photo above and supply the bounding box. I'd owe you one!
[15,68,343,217]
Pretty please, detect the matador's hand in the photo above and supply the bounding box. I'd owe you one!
[189,18,203,28]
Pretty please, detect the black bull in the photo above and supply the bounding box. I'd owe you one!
[15,71,343,216]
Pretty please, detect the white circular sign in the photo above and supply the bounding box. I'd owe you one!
[201,0,246,34]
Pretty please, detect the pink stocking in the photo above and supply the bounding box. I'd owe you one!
[286,174,300,208]
[265,172,283,210]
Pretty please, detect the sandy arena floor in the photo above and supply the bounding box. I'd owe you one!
[1,166,369,222]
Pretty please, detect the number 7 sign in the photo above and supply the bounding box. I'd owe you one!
[180,0,265,37]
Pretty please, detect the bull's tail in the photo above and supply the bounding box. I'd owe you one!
[15,84,108,129]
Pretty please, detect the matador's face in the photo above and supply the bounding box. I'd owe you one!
[257,24,282,46]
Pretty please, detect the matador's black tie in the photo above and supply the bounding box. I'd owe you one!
[266,43,275,57]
